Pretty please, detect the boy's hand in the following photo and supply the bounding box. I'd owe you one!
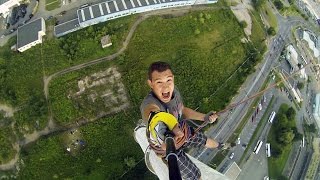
[205,111,218,124]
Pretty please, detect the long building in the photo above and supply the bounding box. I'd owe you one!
[54,0,217,37]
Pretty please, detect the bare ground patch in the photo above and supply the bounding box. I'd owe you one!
[231,4,253,37]
[69,67,129,119]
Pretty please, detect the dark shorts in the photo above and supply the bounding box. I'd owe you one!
[176,132,207,180]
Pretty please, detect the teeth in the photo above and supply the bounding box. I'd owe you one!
[162,92,169,98]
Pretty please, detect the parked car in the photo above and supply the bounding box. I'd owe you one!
[237,137,241,145]
[229,152,235,159]
[47,16,54,20]
[59,11,66,15]
[10,28,16,33]
[242,144,247,148]
[24,18,30,24]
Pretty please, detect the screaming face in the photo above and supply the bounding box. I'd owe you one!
[148,69,174,103]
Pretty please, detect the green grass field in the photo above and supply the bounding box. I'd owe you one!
[45,0,61,11]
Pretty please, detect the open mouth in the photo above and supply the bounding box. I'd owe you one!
[162,92,170,99]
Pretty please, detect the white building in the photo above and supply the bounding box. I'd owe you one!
[296,0,320,25]
[286,45,299,68]
[101,35,112,48]
[314,93,320,129]
[286,45,307,79]
[302,30,320,62]
[17,18,45,52]
[0,0,21,18]
[54,0,218,37]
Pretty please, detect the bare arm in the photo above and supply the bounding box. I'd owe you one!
[182,107,205,121]
[183,107,219,123]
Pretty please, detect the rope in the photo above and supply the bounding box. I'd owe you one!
[192,60,314,135]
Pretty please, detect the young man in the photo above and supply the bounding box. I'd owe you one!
[140,61,229,180]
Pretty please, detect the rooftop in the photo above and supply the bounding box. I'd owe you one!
[302,0,320,19]
[17,18,44,49]
[54,18,80,37]
[0,0,9,5]
[77,0,187,23]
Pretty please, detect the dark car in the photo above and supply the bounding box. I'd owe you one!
[10,28,17,32]
[47,16,54,20]
[9,7,19,25]
[24,19,30,24]
[60,11,66,15]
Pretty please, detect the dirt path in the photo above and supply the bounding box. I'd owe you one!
[0,104,15,117]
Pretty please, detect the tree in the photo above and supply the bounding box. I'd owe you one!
[278,129,295,145]
[276,113,288,127]
[252,0,266,9]
[199,18,205,24]
[274,0,284,10]
[271,144,282,158]
[194,29,200,35]
[267,27,276,36]
[286,107,296,121]
[239,21,248,28]
[297,82,304,90]
[305,123,317,133]
[124,157,136,168]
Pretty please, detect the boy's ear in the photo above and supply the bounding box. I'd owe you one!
[147,79,153,89]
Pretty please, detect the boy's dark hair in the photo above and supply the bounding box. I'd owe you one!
[148,61,172,80]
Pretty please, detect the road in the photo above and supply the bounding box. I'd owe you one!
[193,14,301,164]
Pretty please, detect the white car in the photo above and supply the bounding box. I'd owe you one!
[237,137,241,145]
[258,103,262,111]
[229,152,235,159]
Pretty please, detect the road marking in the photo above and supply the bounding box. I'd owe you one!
[80,10,85,21]
[89,7,94,18]
[105,3,110,14]
[129,0,136,7]
[113,1,119,11]
[99,4,104,15]
[121,0,127,9]
[136,0,142,6]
